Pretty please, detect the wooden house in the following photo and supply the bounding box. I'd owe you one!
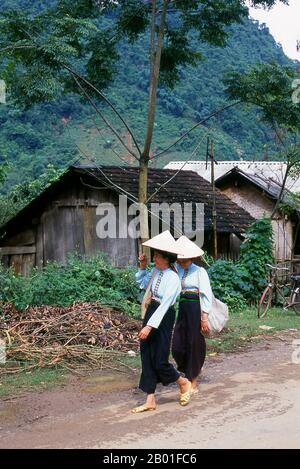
[215,167,300,262]
[165,160,300,262]
[0,165,254,275]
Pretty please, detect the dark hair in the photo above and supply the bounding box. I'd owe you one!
[152,249,177,265]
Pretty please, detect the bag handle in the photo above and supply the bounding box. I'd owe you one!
[141,270,156,319]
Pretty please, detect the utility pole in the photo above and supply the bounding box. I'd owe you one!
[208,138,218,259]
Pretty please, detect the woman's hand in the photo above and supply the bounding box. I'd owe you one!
[201,312,210,334]
[138,325,152,340]
[138,254,147,270]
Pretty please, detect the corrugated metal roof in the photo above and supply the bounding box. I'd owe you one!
[216,167,300,211]
[164,161,300,193]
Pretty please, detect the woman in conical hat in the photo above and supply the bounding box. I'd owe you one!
[172,235,212,395]
[132,231,192,413]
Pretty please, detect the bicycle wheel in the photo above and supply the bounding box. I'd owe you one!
[290,291,300,316]
[258,286,272,318]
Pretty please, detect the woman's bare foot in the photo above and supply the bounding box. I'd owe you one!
[177,376,191,394]
[132,394,156,413]
[191,378,198,392]
[176,377,192,406]
[144,394,156,409]
[131,404,156,413]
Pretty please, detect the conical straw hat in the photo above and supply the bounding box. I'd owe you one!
[142,230,183,255]
[175,235,204,259]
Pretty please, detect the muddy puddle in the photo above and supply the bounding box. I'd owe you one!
[81,371,139,393]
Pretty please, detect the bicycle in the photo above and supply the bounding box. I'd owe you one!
[257,263,300,318]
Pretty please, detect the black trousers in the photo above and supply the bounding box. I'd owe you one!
[172,293,206,381]
[139,300,180,394]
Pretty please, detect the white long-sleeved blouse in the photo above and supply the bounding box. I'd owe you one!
[175,263,212,314]
[135,267,181,329]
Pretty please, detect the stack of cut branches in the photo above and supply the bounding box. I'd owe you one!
[0,302,141,374]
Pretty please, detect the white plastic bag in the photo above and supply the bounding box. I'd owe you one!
[208,294,229,333]
[197,269,229,332]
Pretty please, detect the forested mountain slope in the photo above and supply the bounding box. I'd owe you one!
[0,1,297,194]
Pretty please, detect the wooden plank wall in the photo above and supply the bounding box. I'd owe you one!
[40,180,138,268]
[0,176,140,273]
[0,228,37,275]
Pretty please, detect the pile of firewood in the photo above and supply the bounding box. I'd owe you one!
[0,302,141,374]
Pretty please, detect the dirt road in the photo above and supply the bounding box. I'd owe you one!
[1,330,300,449]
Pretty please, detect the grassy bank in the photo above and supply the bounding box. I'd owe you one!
[207,306,300,353]
[0,367,67,399]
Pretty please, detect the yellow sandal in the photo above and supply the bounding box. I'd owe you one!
[131,405,156,413]
[179,382,192,406]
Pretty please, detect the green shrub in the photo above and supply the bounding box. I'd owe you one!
[0,165,64,226]
[0,218,273,316]
[239,216,274,300]
[208,260,248,311]
[0,253,141,317]
[208,217,273,311]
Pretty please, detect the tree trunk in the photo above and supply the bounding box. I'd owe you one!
[271,163,291,219]
[139,156,150,242]
[138,0,168,248]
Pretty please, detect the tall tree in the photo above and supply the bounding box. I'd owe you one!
[0,0,287,240]
[224,62,300,218]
